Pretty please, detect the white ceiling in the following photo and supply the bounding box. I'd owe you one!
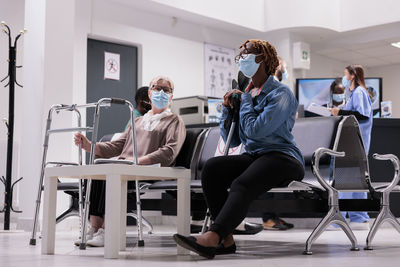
[306,22,400,68]
[110,0,400,68]
[314,39,400,67]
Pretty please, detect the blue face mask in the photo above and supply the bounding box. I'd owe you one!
[282,70,289,81]
[342,75,351,89]
[238,54,261,78]
[332,93,345,103]
[151,90,170,109]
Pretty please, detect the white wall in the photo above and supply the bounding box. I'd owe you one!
[302,52,345,78]
[265,0,340,32]
[367,64,400,118]
[340,0,400,31]
[79,0,252,99]
[148,0,265,31]
[16,0,76,230]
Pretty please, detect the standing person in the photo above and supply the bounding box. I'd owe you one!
[262,56,294,231]
[329,64,372,230]
[173,39,305,259]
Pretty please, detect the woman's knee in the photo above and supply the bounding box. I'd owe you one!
[201,157,223,184]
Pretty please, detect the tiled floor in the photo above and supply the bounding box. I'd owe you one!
[1,225,400,267]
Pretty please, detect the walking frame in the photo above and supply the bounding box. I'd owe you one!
[30,98,144,249]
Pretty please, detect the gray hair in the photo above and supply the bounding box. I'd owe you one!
[149,76,175,92]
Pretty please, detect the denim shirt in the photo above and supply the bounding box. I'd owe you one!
[220,75,304,166]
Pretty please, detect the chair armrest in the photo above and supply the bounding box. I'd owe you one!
[372,153,400,193]
[312,147,345,191]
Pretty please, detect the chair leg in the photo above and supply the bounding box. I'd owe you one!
[134,180,144,247]
[387,210,400,234]
[56,207,79,224]
[365,205,400,250]
[80,179,92,250]
[201,209,211,234]
[304,206,358,255]
[127,212,153,234]
[336,216,359,252]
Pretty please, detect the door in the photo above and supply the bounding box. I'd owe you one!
[86,38,138,145]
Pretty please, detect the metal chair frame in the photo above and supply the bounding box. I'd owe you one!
[305,115,400,254]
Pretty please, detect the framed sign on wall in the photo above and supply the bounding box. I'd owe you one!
[204,43,235,98]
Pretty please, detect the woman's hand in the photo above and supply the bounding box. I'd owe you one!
[74,132,91,152]
[223,89,243,108]
[126,156,151,165]
[329,107,340,116]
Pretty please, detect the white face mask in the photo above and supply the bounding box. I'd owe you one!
[238,54,262,78]
[151,90,171,109]
[282,70,289,81]
[342,75,351,89]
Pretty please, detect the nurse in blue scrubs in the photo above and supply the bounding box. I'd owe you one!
[329,64,373,229]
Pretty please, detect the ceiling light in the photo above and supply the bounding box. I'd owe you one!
[391,42,400,48]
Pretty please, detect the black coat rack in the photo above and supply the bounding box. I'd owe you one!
[1,21,26,230]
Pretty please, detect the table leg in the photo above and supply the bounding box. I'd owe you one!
[41,175,58,255]
[177,177,190,255]
[120,180,127,251]
[105,174,122,259]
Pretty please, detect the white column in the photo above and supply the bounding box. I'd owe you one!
[17,0,46,230]
[17,0,76,230]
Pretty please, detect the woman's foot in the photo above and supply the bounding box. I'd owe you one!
[216,234,236,255]
[173,234,217,259]
[74,226,97,246]
[195,231,220,247]
[263,218,289,230]
[173,231,221,259]
[86,228,105,247]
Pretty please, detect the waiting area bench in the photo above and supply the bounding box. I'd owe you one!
[139,115,400,254]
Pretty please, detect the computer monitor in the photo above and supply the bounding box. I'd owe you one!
[296,77,382,117]
[208,98,224,123]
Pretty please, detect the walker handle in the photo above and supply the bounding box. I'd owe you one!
[232,93,240,122]
[110,98,126,105]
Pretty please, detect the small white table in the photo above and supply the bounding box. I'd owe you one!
[41,164,191,258]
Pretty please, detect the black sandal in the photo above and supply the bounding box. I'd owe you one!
[216,243,236,255]
[173,234,216,259]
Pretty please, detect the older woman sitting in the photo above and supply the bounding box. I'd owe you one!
[74,76,186,247]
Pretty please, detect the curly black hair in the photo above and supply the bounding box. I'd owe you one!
[240,39,279,76]
[135,86,149,105]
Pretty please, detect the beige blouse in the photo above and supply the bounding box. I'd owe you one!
[95,113,186,167]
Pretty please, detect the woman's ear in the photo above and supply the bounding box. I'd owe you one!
[148,89,152,100]
[255,55,264,64]
[259,60,267,72]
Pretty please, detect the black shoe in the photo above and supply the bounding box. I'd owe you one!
[173,234,216,259]
[233,222,263,235]
[278,218,294,229]
[263,219,289,230]
[216,243,236,255]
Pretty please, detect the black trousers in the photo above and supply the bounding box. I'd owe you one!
[89,180,137,217]
[201,151,304,239]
